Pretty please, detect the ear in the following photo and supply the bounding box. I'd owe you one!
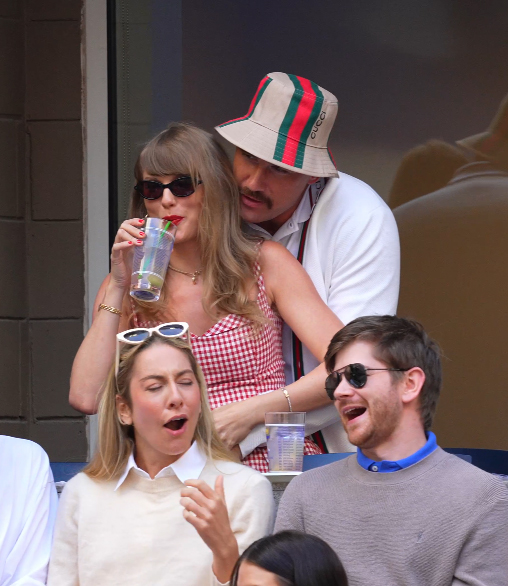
[116,395,133,426]
[307,176,320,185]
[400,367,426,406]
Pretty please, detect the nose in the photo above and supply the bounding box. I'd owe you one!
[160,186,177,207]
[243,166,266,193]
[166,381,184,409]
[333,377,355,401]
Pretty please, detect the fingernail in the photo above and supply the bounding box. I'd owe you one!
[137,240,142,244]
[139,232,145,236]
[138,219,144,223]
[128,241,133,244]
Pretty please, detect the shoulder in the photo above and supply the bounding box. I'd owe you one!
[206,459,273,496]
[438,451,508,501]
[0,435,51,479]
[320,174,389,212]
[258,239,295,264]
[258,241,304,287]
[395,173,508,219]
[60,471,108,500]
[313,175,395,235]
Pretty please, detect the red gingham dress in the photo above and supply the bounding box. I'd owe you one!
[130,263,322,472]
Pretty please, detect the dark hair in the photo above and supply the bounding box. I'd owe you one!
[324,315,442,431]
[230,531,348,586]
[389,139,468,209]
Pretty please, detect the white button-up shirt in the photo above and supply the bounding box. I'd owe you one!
[115,441,208,490]
[0,435,58,585]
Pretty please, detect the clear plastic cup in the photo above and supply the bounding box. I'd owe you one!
[265,412,306,472]
[129,218,178,302]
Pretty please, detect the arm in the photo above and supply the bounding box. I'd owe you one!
[213,242,342,449]
[69,218,146,414]
[6,445,58,586]
[452,483,508,586]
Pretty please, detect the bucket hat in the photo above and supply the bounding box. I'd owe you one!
[216,72,338,177]
[456,93,508,170]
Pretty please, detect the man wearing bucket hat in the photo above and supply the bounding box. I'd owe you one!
[216,73,400,456]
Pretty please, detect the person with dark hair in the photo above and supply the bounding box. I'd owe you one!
[275,315,508,585]
[389,139,468,209]
[231,531,348,586]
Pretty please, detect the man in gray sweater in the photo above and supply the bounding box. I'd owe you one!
[275,316,508,586]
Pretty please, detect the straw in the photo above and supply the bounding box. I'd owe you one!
[139,220,172,278]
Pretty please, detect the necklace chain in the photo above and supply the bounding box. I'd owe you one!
[168,264,202,285]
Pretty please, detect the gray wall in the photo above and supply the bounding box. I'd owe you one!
[0,0,86,461]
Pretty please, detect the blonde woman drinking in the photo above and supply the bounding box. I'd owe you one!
[49,327,274,586]
[70,122,343,471]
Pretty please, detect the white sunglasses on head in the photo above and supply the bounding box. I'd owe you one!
[115,322,190,376]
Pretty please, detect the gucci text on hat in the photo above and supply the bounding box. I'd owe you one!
[216,72,339,178]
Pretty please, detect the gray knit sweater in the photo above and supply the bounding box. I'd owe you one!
[275,448,508,586]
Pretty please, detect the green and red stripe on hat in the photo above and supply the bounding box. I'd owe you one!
[216,72,339,178]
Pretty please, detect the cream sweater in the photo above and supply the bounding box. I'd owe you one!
[48,458,275,586]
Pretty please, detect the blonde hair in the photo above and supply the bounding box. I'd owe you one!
[129,122,263,327]
[84,336,233,481]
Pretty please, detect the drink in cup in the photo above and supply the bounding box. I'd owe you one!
[265,412,306,472]
[130,218,178,302]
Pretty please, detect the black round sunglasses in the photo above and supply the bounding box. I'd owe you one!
[134,176,203,200]
[325,363,410,400]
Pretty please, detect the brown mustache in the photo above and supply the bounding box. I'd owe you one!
[240,188,273,210]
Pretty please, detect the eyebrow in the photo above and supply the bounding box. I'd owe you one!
[139,369,194,382]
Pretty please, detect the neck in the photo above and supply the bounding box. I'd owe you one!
[171,241,202,271]
[256,192,306,235]
[133,443,189,479]
[361,416,428,462]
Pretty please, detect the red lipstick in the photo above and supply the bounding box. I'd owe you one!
[163,215,183,226]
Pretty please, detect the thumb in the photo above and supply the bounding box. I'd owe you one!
[111,247,124,264]
[215,475,225,501]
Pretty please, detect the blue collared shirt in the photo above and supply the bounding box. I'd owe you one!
[357,432,438,473]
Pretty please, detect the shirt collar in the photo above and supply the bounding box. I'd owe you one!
[114,441,207,490]
[450,161,508,183]
[357,432,438,473]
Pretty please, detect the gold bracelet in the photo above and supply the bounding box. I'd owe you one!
[281,388,292,412]
[98,303,122,316]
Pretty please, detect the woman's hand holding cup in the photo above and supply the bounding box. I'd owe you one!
[110,218,146,290]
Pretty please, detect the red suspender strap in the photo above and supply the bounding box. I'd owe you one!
[290,183,329,453]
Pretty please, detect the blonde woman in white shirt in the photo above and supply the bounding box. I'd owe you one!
[48,325,274,586]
